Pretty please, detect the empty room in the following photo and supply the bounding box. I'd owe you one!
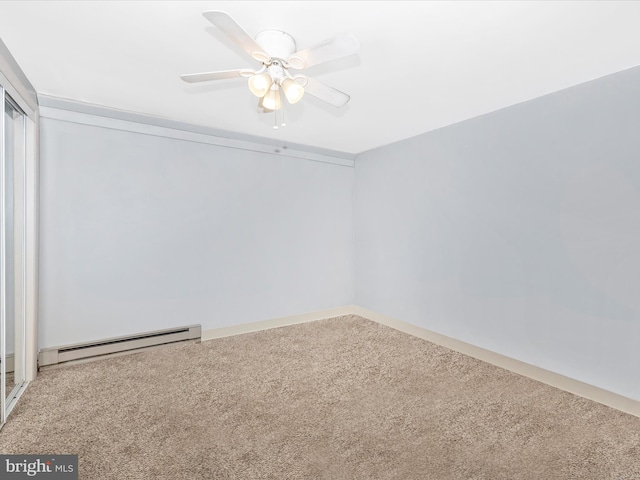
[0,1,639,478]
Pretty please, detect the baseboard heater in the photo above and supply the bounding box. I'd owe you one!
[38,324,201,369]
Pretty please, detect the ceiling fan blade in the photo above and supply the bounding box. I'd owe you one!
[288,33,360,69]
[202,11,271,63]
[303,77,351,108]
[180,69,253,83]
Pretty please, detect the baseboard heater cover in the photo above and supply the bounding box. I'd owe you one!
[38,324,201,368]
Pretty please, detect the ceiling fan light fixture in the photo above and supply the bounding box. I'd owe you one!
[281,78,305,104]
[257,95,273,113]
[262,87,281,111]
[182,11,359,126]
[248,73,273,97]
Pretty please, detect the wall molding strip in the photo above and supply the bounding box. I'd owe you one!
[37,95,355,167]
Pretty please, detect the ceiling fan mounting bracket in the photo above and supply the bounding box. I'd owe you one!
[254,30,297,63]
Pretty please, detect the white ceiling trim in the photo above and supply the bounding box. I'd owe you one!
[38,96,355,167]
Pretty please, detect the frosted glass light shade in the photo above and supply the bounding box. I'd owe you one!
[248,74,273,97]
[262,88,281,111]
[281,78,305,104]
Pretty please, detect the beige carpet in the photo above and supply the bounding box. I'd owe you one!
[1,315,639,479]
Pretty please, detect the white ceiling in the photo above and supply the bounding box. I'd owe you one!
[1,1,639,154]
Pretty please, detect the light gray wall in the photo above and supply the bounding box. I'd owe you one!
[355,66,640,400]
[39,117,354,349]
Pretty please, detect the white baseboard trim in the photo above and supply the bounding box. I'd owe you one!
[200,306,356,342]
[200,305,639,418]
[351,306,640,418]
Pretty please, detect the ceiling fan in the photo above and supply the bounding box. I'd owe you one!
[180,11,360,125]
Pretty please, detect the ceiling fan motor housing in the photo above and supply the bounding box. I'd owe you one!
[254,30,297,63]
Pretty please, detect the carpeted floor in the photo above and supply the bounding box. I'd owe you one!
[1,315,639,479]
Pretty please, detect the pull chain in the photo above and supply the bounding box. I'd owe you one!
[281,97,286,128]
[270,86,287,129]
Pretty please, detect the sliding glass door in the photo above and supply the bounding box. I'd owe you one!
[1,88,27,425]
